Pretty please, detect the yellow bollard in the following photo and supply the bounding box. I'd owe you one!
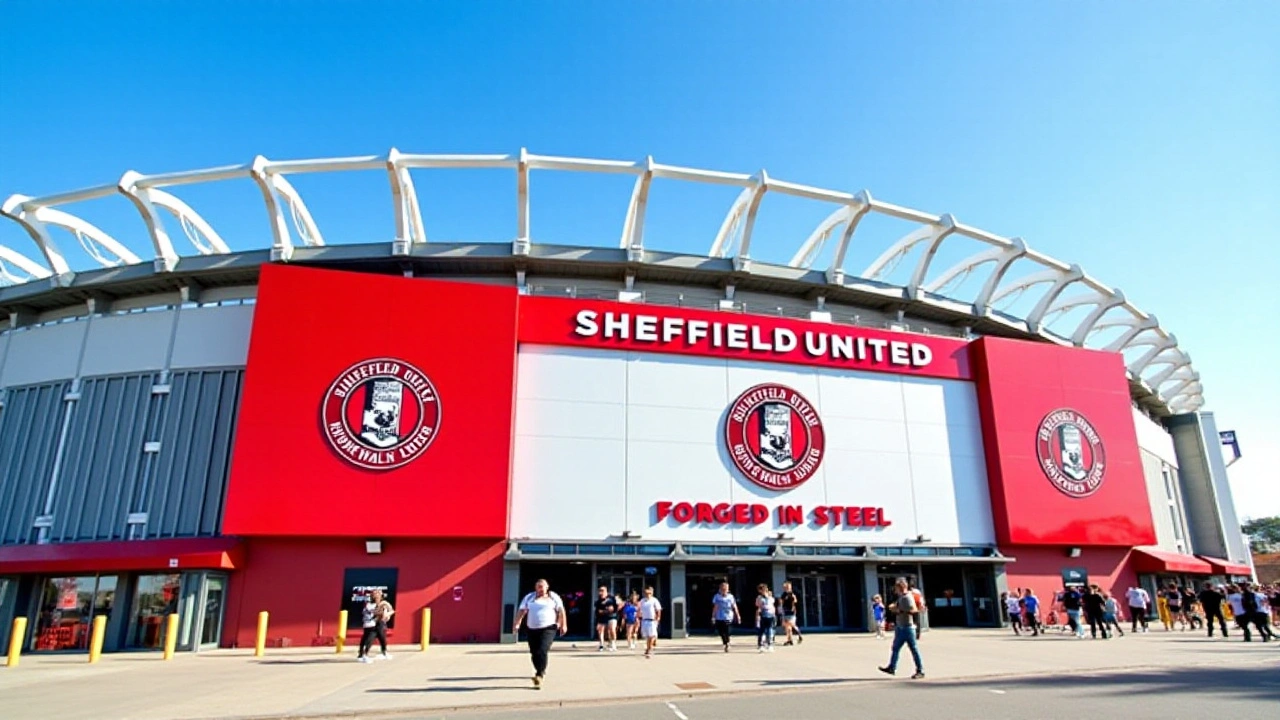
[335,610,348,654]
[254,611,269,657]
[6,617,27,668]
[88,615,107,664]
[162,613,180,660]
[420,607,431,651]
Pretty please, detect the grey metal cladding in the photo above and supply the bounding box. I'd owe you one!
[145,369,242,539]
[51,373,155,542]
[0,369,242,546]
[0,382,69,544]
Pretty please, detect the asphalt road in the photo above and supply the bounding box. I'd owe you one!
[421,663,1280,720]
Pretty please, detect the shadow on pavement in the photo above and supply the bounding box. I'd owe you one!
[256,658,350,665]
[368,685,533,694]
[429,676,530,681]
[736,678,870,687]
[936,664,1280,701]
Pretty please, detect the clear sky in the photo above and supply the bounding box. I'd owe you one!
[1,2,1277,517]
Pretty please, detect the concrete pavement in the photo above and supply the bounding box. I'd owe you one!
[1,629,1277,720]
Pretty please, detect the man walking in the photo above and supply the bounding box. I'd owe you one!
[593,586,618,652]
[777,581,803,646]
[638,586,663,658]
[1062,585,1085,638]
[1198,582,1228,638]
[878,578,924,679]
[1126,585,1150,633]
[514,579,567,689]
[1082,584,1108,639]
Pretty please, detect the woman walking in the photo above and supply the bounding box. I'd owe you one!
[710,582,741,652]
[356,588,394,663]
[623,591,641,649]
[1102,590,1126,637]
[513,579,567,689]
[755,583,777,652]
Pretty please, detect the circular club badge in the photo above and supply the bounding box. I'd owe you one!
[321,358,441,470]
[724,383,825,491]
[1036,408,1106,498]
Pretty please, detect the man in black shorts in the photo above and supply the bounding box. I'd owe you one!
[594,586,618,652]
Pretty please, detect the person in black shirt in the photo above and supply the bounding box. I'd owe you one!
[776,581,803,646]
[1062,586,1084,638]
[1082,585,1108,639]
[1198,582,1228,638]
[593,586,618,651]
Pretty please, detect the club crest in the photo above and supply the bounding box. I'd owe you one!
[1036,408,1106,498]
[321,358,441,470]
[724,383,825,491]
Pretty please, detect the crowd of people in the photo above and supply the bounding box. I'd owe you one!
[1001,581,1277,642]
[502,576,1275,689]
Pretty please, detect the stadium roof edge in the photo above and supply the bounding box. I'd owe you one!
[0,152,1202,415]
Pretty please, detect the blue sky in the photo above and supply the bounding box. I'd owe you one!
[1,1,1277,516]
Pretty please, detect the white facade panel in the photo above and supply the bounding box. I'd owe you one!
[170,305,254,369]
[0,321,85,387]
[509,345,997,546]
[80,311,172,377]
[1132,408,1178,468]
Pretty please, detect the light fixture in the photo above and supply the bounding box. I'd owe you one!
[620,530,641,539]
[775,532,793,541]
[365,540,383,554]
[1067,547,1082,558]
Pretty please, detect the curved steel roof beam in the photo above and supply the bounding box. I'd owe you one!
[1103,314,1160,352]
[1147,356,1194,388]
[971,238,1028,316]
[987,267,1059,309]
[1129,340,1181,376]
[2,198,140,270]
[826,191,873,284]
[924,244,1005,295]
[905,215,959,300]
[0,243,52,282]
[1070,290,1127,346]
[863,222,937,282]
[791,205,850,270]
[1025,264,1085,333]
[387,149,426,256]
[710,172,768,261]
[1,194,72,276]
[619,157,655,260]
[250,156,295,261]
[1160,373,1200,399]
[1169,394,1204,413]
[119,171,228,270]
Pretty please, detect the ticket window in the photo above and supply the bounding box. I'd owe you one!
[32,575,117,651]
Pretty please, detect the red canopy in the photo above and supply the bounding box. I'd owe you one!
[1130,548,1213,574]
[1197,555,1253,576]
[0,537,243,574]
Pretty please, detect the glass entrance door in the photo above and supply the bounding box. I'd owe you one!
[32,575,117,651]
[199,575,227,648]
[964,570,997,626]
[793,575,841,629]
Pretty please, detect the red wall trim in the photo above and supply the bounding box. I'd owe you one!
[0,537,243,574]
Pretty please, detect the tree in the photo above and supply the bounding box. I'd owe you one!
[1242,516,1280,553]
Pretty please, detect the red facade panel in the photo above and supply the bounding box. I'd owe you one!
[972,336,1156,547]
[1003,546,1140,599]
[223,537,505,648]
[223,265,519,537]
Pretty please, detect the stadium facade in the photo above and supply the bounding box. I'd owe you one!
[0,152,1251,653]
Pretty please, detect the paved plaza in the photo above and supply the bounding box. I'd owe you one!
[2,629,1277,720]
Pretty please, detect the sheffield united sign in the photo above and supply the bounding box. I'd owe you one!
[1036,408,1105,498]
[321,358,441,470]
[724,384,825,491]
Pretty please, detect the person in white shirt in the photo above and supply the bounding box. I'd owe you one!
[638,586,663,658]
[1125,586,1150,633]
[1003,591,1023,635]
[514,579,567,689]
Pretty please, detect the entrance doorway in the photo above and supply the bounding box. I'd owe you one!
[199,575,227,648]
[685,564,772,634]
[788,574,841,629]
[32,575,117,651]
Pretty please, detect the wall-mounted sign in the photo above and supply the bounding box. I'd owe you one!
[724,384,826,491]
[341,567,399,629]
[1036,409,1106,499]
[1061,567,1088,588]
[321,358,442,471]
[655,500,891,528]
